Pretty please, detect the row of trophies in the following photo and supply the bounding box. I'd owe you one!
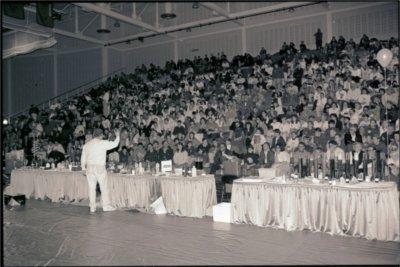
[289,151,388,182]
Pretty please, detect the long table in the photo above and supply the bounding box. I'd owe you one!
[6,169,217,218]
[231,178,400,242]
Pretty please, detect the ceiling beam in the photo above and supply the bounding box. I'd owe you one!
[160,2,315,32]
[74,3,161,33]
[2,21,52,38]
[231,2,313,17]
[106,2,319,46]
[54,28,105,45]
[106,15,229,45]
[200,2,243,26]
[106,30,174,45]
[74,6,79,33]
[3,16,104,46]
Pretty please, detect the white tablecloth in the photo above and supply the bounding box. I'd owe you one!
[160,175,217,218]
[231,178,400,242]
[6,169,217,218]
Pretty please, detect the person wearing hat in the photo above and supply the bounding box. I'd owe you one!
[81,128,120,213]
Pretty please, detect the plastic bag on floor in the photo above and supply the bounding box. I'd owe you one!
[150,197,167,215]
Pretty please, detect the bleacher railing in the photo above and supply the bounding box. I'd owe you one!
[8,67,126,119]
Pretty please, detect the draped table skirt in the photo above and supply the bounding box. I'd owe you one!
[6,169,216,218]
[108,174,160,211]
[160,175,217,218]
[6,169,88,202]
[231,178,400,242]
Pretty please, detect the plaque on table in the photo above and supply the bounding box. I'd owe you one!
[161,160,172,174]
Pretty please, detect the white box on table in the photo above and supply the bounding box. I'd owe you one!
[213,202,232,223]
[258,168,276,179]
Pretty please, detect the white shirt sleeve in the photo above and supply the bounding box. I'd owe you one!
[81,145,87,170]
[102,135,120,151]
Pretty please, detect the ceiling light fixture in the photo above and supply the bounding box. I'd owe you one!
[51,10,62,21]
[192,2,199,9]
[161,2,176,19]
[3,119,8,125]
[97,28,110,33]
[97,14,110,33]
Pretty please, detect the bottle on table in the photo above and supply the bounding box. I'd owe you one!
[191,165,197,177]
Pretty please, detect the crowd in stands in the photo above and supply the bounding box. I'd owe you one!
[3,32,399,183]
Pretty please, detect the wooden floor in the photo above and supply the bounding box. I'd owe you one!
[3,199,400,266]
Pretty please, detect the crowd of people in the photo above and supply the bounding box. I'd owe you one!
[3,33,399,183]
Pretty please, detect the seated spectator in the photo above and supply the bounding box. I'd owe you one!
[259,142,275,168]
[144,144,159,170]
[293,142,311,176]
[344,124,363,147]
[119,146,130,166]
[271,129,286,150]
[159,141,174,161]
[243,146,259,176]
[173,142,189,169]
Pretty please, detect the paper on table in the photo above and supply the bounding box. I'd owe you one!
[240,178,263,183]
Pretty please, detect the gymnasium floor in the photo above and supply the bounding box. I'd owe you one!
[3,199,400,266]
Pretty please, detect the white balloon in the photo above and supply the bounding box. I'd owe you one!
[377,48,393,68]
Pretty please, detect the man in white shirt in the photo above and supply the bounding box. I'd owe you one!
[81,128,120,213]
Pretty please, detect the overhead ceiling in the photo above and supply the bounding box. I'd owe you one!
[2,1,333,53]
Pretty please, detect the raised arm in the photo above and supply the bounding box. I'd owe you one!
[103,130,121,151]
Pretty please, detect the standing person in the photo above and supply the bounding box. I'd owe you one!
[314,28,323,50]
[81,128,120,213]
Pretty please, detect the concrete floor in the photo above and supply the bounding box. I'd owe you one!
[3,199,400,266]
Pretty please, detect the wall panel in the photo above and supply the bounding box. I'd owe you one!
[108,48,124,74]
[125,42,174,72]
[332,2,398,41]
[3,59,12,116]
[10,55,54,115]
[178,30,242,60]
[247,15,326,55]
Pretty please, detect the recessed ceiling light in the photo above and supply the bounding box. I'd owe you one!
[97,28,110,33]
[161,13,176,19]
